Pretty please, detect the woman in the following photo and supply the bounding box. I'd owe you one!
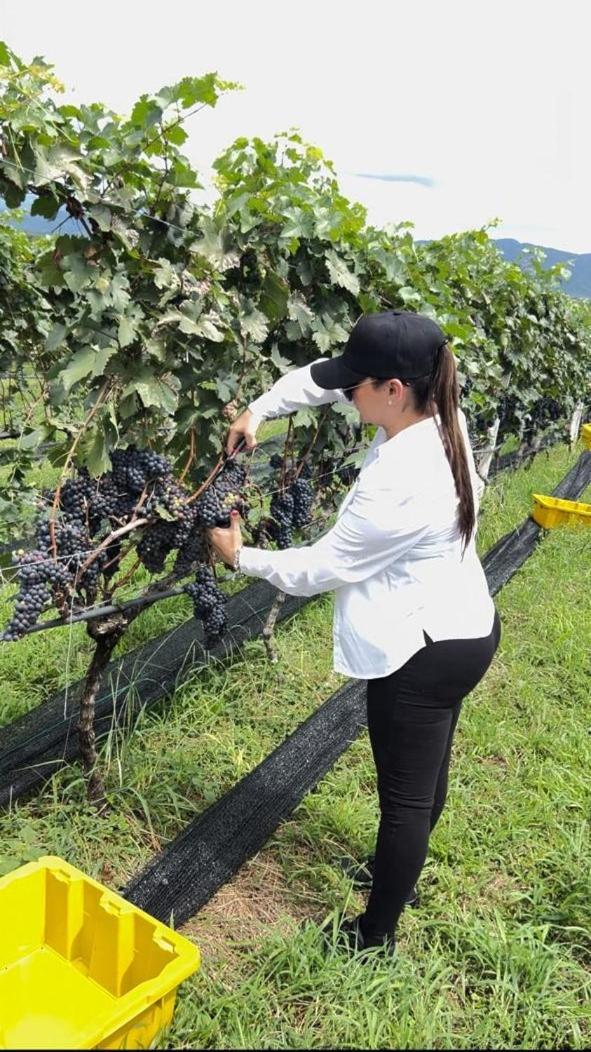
[209,310,500,954]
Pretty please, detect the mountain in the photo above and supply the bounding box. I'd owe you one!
[492,239,591,300]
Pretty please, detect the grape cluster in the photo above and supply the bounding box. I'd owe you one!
[184,565,227,647]
[174,527,207,576]
[290,476,314,528]
[1,549,71,641]
[194,460,248,529]
[111,447,171,496]
[269,491,294,549]
[2,446,250,642]
[137,520,179,573]
[59,469,95,525]
[2,552,50,640]
[262,457,315,549]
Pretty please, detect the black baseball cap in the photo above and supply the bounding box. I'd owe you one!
[310,310,448,390]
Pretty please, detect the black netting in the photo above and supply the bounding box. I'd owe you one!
[0,580,310,807]
[124,680,367,923]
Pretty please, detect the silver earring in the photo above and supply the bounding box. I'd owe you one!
[387,399,392,406]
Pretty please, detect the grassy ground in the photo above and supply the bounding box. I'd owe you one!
[0,442,589,1048]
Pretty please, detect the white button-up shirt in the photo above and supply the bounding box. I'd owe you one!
[240,361,496,680]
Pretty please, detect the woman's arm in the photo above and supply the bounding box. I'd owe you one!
[237,484,430,597]
[226,359,347,453]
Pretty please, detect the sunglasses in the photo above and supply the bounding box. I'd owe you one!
[342,376,428,401]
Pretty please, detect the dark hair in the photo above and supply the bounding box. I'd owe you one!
[374,344,475,548]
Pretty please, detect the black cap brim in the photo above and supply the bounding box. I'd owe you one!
[310,356,367,391]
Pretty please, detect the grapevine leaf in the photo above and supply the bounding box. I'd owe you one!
[18,426,52,451]
[287,295,315,335]
[118,315,137,348]
[270,343,292,372]
[259,271,289,324]
[87,204,112,232]
[191,218,240,271]
[325,250,360,296]
[31,191,61,220]
[85,429,112,477]
[45,322,67,353]
[240,308,269,343]
[124,374,180,414]
[59,346,117,393]
[33,145,89,194]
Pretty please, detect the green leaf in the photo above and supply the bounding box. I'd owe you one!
[215,377,233,402]
[155,503,176,522]
[124,374,179,415]
[163,124,188,146]
[118,315,137,348]
[325,250,360,296]
[270,343,292,373]
[59,346,117,393]
[0,42,11,66]
[62,254,94,294]
[173,314,225,342]
[3,183,26,208]
[287,296,315,336]
[88,204,112,232]
[45,323,67,353]
[259,271,289,324]
[398,286,422,306]
[312,314,349,353]
[240,309,269,344]
[153,258,181,291]
[31,190,61,220]
[191,218,240,271]
[86,429,111,477]
[293,408,317,429]
[130,97,163,128]
[34,145,89,193]
[18,426,51,451]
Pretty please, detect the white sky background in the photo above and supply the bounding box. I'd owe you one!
[1,0,589,254]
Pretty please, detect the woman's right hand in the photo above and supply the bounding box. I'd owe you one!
[226,408,259,455]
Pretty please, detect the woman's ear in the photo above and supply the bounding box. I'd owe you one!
[387,378,405,400]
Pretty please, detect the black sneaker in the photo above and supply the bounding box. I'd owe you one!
[331,914,396,957]
[338,855,420,907]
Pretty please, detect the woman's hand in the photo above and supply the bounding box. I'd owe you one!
[226,408,258,455]
[208,510,243,568]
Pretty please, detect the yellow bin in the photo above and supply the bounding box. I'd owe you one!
[582,422,591,449]
[532,493,591,529]
[0,856,200,1050]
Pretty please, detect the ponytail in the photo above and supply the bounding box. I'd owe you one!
[405,344,475,549]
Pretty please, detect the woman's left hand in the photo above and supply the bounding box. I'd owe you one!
[208,509,243,568]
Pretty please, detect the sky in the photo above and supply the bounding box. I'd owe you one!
[1,0,589,254]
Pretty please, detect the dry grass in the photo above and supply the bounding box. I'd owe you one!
[184,850,313,969]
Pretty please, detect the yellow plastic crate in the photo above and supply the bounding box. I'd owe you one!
[532,493,591,529]
[582,423,591,449]
[0,856,200,1050]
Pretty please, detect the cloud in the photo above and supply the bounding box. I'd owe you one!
[353,173,436,188]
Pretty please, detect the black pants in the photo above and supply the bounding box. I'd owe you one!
[362,610,501,939]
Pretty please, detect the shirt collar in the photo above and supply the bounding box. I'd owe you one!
[375,414,440,458]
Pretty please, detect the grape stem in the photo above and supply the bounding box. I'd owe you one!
[294,406,331,480]
[75,515,149,584]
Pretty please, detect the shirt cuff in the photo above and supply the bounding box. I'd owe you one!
[247,395,271,422]
[238,545,271,578]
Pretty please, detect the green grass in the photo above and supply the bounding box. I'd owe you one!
[0,442,589,1048]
